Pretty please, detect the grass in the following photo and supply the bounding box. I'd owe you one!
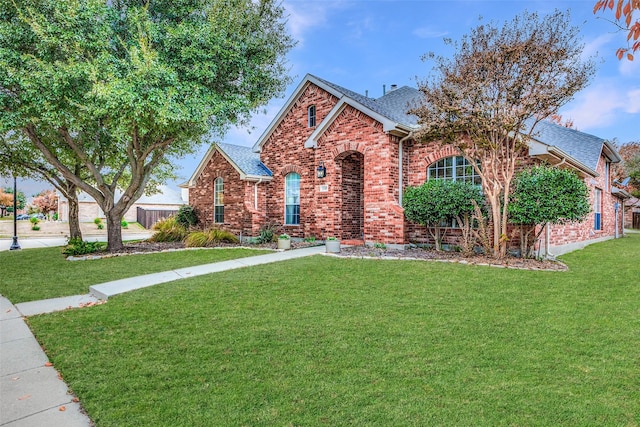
[26,234,640,426]
[0,247,271,303]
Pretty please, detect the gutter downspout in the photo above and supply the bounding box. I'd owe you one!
[254,178,264,210]
[545,222,554,260]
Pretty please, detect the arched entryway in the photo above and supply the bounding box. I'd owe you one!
[338,151,364,240]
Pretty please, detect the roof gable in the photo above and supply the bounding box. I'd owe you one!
[186,142,272,186]
[253,74,420,152]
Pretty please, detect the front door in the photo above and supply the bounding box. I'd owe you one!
[340,151,364,240]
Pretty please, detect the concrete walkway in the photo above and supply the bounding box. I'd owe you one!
[0,233,153,251]
[0,244,326,426]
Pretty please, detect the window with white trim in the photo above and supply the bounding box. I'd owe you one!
[594,187,602,230]
[285,173,300,225]
[308,105,316,127]
[214,177,224,223]
[427,156,481,186]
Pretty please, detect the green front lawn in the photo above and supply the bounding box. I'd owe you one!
[28,234,640,426]
[0,247,271,303]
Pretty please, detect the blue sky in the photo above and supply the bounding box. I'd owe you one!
[4,0,639,196]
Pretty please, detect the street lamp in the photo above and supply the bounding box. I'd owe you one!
[10,176,21,251]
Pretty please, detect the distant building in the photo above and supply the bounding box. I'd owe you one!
[58,185,186,224]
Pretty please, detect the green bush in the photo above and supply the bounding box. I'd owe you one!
[62,238,105,256]
[149,217,189,242]
[185,228,239,247]
[121,220,129,229]
[175,205,198,229]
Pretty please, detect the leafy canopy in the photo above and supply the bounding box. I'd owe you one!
[508,165,590,226]
[0,0,294,251]
[411,10,595,257]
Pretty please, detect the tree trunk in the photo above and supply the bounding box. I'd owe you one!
[67,193,82,240]
[105,212,124,252]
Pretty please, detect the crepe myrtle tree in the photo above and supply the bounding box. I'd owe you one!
[410,10,595,258]
[508,165,590,258]
[0,0,294,251]
[594,0,640,60]
[403,179,484,252]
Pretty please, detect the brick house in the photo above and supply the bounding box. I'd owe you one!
[185,74,626,255]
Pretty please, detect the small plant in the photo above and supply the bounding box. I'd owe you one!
[175,205,198,229]
[373,242,387,250]
[149,217,189,242]
[303,236,316,242]
[62,238,105,256]
[279,234,290,240]
[257,222,279,244]
[121,220,129,229]
[30,216,40,230]
[94,217,104,230]
[53,212,58,221]
[326,236,337,241]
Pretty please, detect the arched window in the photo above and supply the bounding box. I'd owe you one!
[427,156,481,186]
[214,177,224,223]
[285,173,300,225]
[308,105,316,127]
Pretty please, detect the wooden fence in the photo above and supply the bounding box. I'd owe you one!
[633,212,640,230]
[137,207,179,229]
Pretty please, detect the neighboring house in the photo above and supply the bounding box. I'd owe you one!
[185,74,625,255]
[58,185,186,224]
[625,197,640,229]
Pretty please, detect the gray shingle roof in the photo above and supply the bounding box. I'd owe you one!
[217,142,272,177]
[312,75,421,127]
[528,120,604,171]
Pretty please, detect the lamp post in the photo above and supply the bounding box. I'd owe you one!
[10,176,21,250]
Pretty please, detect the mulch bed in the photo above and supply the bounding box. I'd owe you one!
[80,240,566,271]
[336,246,567,271]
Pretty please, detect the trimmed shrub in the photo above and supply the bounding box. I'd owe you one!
[121,220,129,229]
[185,228,239,247]
[62,238,105,256]
[149,217,189,242]
[175,205,198,229]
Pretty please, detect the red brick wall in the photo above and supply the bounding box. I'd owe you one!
[259,83,407,244]
[542,155,622,251]
[189,150,249,235]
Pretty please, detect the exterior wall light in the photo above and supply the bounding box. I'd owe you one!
[317,162,327,179]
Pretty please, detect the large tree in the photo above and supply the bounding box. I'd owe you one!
[411,10,595,258]
[614,141,640,197]
[0,0,294,251]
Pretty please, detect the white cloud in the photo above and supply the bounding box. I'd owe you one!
[581,33,615,61]
[412,26,448,39]
[562,83,624,129]
[619,55,640,77]
[284,1,345,47]
[626,89,640,113]
[562,82,640,130]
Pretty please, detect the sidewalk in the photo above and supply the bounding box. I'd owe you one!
[0,244,327,426]
[0,233,153,251]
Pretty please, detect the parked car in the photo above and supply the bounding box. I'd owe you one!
[16,214,30,220]
[30,213,45,220]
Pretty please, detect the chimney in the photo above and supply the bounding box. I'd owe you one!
[390,84,398,91]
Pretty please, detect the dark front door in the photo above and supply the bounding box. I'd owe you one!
[340,151,364,240]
